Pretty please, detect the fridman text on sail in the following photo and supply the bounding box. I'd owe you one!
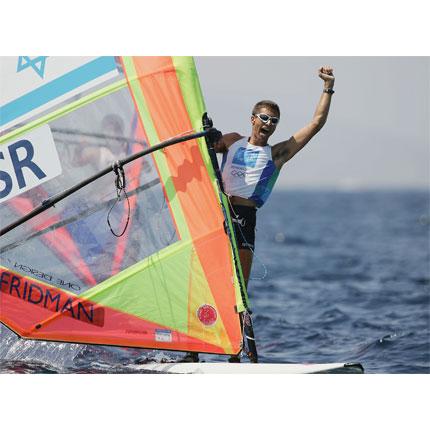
[0,270,104,327]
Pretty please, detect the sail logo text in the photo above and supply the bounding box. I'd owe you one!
[11,260,81,292]
[0,269,105,327]
[0,124,62,202]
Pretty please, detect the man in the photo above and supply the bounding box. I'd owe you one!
[182,66,335,362]
[216,66,335,287]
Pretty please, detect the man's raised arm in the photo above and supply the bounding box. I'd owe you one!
[273,66,335,167]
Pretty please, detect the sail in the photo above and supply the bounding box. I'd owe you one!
[0,56,249,355]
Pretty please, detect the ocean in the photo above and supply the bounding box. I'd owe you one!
[1,190,429,373]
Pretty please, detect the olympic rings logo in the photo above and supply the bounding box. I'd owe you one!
[231,170,246,177]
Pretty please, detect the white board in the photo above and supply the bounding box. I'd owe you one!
[130,362,364,374]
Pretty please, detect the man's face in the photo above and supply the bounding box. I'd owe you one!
[251,106,279,143]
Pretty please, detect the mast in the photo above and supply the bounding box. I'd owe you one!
[202,113,258,363]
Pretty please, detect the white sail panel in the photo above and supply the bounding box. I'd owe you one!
[0,56,119,133]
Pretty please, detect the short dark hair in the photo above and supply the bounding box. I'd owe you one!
[252,100,280,117]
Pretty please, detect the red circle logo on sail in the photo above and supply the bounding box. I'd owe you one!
[197,305,217,326]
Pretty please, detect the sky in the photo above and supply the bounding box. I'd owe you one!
[1,5,428,192]
[195,57,429,190]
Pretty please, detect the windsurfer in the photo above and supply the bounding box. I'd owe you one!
[217,66,335,287]
[181,66,335,363]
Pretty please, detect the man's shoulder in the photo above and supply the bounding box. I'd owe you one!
[223,132,244,148]
[214,132,244,153]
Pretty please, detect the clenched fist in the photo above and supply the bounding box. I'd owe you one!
[318,66,335,89]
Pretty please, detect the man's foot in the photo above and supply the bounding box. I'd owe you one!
[179,352,199,363]
[228,355,241,363]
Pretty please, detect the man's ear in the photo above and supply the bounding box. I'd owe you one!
[251,115,255,125]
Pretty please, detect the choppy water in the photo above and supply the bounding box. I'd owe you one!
[1,190,429,373]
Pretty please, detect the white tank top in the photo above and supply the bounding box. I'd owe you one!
[221,137,279,207]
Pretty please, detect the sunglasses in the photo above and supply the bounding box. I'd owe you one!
[255,113,280,125]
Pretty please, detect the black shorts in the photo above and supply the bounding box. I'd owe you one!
[230,204,257,251]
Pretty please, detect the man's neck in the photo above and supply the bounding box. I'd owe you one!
[248,136,269,147]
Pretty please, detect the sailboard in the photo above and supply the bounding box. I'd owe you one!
[0,56,363,373]
[129,362,364,374]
